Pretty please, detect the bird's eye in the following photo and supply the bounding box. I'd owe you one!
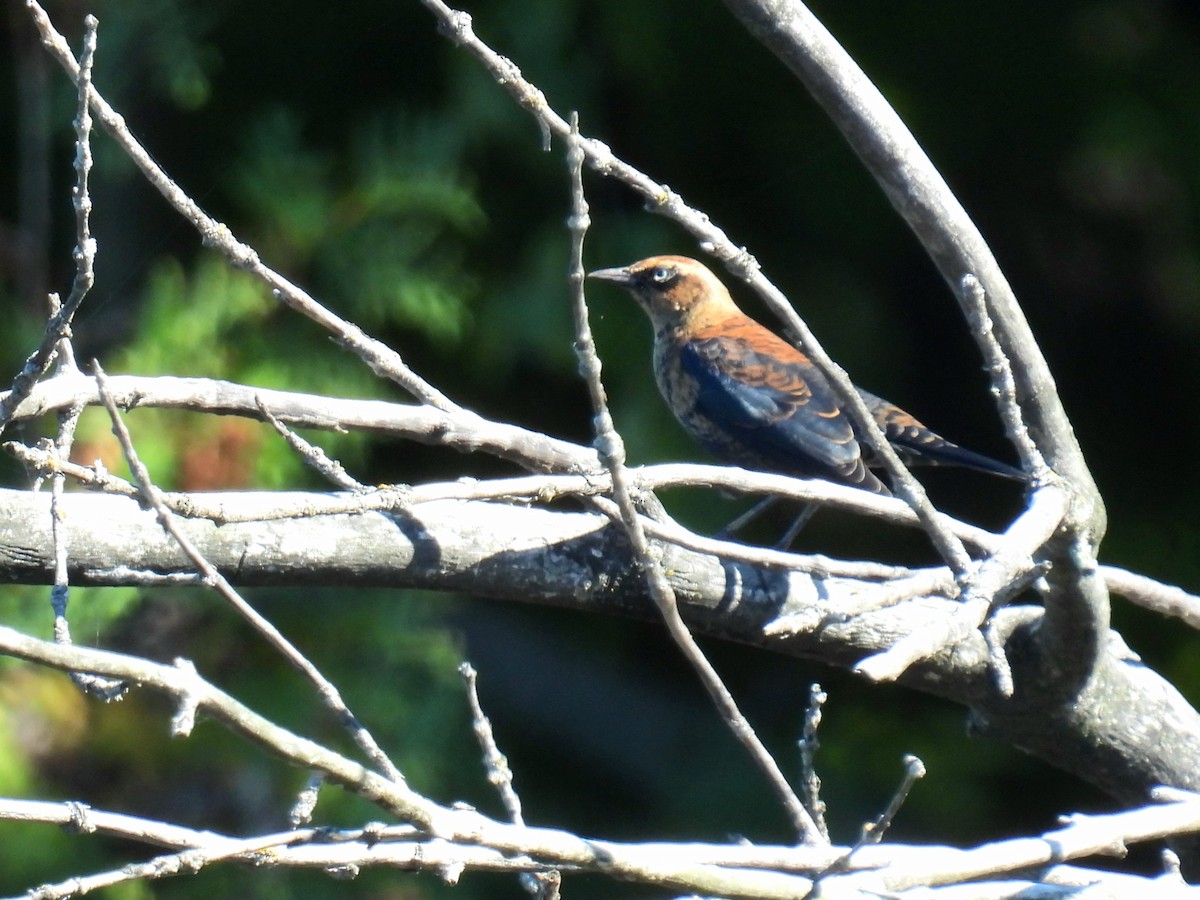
[650,266,677,286]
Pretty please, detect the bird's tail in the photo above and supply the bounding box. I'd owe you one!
[857,389,1026,481]
[890,435,1026,480]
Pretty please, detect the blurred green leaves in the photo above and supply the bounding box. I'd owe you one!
[230,108,485,348]
[69,102,491,492]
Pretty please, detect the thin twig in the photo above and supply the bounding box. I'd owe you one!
[289,774,323,828]
[256,397,364,492]
[5,425,1006,560]
[0,13,98,437]
[563,114,821,844]
[798,684,829,842]
[859,755,926,846]
[960,274,1044,478]
[1104,567,1200,630]
[14,829,311,900]
[36,19,123,700]
[818,754,926,881]
[982,619,1016,698]
[589,494,931,580]
[460,663,525,826]
[2,371,600,475]
[91,361,405,785]
[460,663,560,898]
[48,400,124,700]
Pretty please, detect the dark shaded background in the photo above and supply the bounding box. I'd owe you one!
[2,1,1199,896]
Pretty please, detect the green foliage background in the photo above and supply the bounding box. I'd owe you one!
[2,0,1199,896]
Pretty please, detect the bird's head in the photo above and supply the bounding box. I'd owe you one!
[588,255,740,332]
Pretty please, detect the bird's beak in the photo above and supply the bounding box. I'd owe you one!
[587,266,634,286]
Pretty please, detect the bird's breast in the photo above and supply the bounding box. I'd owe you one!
[651,333,747,460]
[652,336,699,417]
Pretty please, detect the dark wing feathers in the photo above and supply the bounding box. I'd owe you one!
[858,389,1025,480]
[678,328,884,490]
[676,323,1023,490]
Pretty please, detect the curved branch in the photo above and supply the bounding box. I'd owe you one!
[718,0,1097,513]
[717,0,1110,680]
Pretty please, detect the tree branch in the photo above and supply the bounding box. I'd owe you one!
[3,371,599,474]
[2,485,1198,809]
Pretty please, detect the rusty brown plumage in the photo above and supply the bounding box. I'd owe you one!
[588,255,1024,495]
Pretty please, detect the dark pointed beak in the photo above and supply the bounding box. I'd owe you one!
[587,266,634,286]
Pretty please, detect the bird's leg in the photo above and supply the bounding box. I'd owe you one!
[715,495,780,540]
[775,504,818,549]
[714,495,819,548]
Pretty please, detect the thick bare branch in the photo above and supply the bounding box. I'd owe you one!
[2,486,1199,809]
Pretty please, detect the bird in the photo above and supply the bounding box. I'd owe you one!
[587,255,1024,497]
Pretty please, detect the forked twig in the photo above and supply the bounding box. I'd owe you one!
[460,663,561,898]
[92,362,404,784]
